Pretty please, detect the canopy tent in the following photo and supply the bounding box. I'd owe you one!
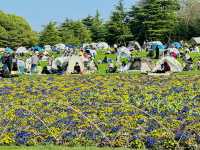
[190,37,200,45]
[16,47,28,54]
[171,42,182,49]
[5,47,13,54]
[153,56,183,73]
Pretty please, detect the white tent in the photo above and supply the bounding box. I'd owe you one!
[16,47,28,54]
[117,47,131,62]
[54,43,66,50]
[128,41,142,51]
[128,59,153,73]
[67,56,85,73]
[52,56,69,70]
[153,56,183,72]
[191,37,200,45]
[97,42,109,49]
[44,45,52,51]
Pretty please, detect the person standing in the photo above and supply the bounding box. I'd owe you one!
[12,53,18,74]
[1,52,12,77]
[155,46,160,59]
[31,52,39,74]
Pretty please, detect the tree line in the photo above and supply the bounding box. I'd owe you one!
[0,0,200,48]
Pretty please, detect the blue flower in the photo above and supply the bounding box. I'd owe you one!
[15,131,31,145]
[176,116,184,121]
[175,131,190,141]
[145,137,156,148]
[150,108,158,115]
[44,136,55,144]
[62,131,76,140]
[181,106,190,113]
[15,109,30,118]
[137,118,144,124]
[75,88,81,91]
[111,126,121,132]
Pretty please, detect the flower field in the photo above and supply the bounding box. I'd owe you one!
[0,74,199,149]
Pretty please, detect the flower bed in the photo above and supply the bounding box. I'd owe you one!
[0,74,199,149]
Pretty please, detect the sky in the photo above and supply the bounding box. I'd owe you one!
[0,0,136,31]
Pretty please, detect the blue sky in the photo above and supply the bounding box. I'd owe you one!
[0,0,136,31]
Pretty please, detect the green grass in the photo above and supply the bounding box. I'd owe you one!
[0,146,130,150]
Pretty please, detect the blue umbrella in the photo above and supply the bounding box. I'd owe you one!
[172,42,182,49]
[151,44,165,52]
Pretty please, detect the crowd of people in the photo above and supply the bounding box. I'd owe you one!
[0,41,200,77]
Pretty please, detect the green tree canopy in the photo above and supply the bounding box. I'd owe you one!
[59,19,91,45]
[0,11,37,48]
[129,0,179,43]
[177,0,200,40]
[39,21,61,46]
[106,0,132,45]
[82,10,107,42]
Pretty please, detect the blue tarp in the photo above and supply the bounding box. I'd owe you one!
[32,46,44,52]
[5,47,13,54]
[172,42,182,49]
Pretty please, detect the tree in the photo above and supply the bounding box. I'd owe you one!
[129,0,179,43]
[39,21,61,46]
[82,10,107,42]
[59,19,91,45]
[0,11,37,48]
[106,0,132,45]
[177,0,200,40]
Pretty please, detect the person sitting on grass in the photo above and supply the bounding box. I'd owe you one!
[154,61,171,73]
[106,63,117,73]
[73,62,81,74]
[197,61,200,70]
[102,55,108,64]
[119,61,128,72]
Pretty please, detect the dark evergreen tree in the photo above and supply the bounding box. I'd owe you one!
[129,0,179,43]
[39,21,61,46]
[106,0,132,45]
